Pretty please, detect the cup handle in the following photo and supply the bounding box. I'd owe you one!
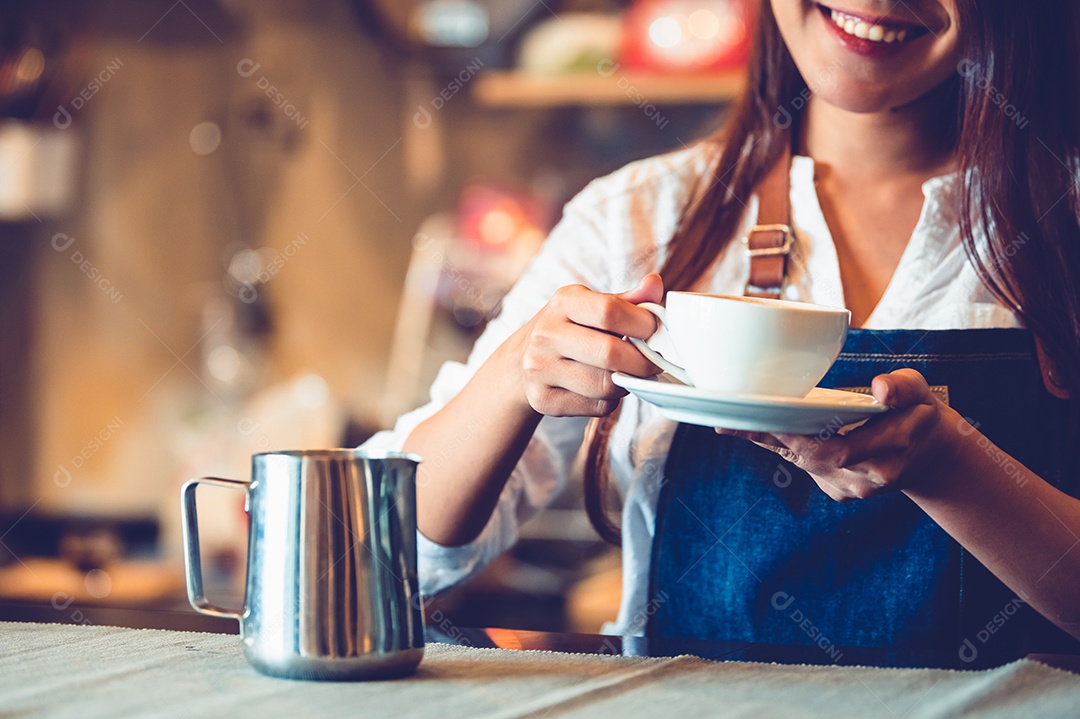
[627,302,694,386]
[180,477,249,621]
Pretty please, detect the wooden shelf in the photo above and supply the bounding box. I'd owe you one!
[472,70,744,108]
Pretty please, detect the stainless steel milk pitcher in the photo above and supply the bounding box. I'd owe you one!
[181,449,424,680]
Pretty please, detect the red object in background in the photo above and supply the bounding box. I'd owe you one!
[619,0,755,73]
[434,185,550,330]
[455,185,548,251]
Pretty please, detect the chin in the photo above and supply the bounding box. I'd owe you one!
[798,56,951,115]
[813,86,910,114]
[775,0,960,117]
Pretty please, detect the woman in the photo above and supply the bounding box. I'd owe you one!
[365,0,1080,662]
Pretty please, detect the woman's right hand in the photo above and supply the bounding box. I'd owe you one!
[506,273,665,418]
[407,274,663,547]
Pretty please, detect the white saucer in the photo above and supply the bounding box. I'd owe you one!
[611,372,887,434]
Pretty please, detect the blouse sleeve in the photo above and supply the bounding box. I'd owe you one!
[361,189,626,596]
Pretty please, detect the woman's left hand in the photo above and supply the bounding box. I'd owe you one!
[718,369,961,502]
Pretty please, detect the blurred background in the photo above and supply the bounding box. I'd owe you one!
[0,0,750,633]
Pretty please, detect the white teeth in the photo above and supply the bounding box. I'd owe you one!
[828,8,914,44]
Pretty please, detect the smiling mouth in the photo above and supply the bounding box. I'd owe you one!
[817,4,930,44]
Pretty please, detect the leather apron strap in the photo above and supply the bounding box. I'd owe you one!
[744,149,794,299]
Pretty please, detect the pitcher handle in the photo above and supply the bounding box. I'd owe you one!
[626,302,694,386]
[180,477,249,621]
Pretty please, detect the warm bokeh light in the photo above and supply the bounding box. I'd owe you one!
[648,16,683,48]
[687,9,721,39]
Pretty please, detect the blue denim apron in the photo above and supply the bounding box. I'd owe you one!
[647,328,1078,665]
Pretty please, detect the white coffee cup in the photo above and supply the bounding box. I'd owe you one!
[628,292,850,397]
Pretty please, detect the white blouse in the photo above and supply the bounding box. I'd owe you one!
[362,144,1021,635]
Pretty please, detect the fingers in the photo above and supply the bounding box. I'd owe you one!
[520,339,636,417]
[522,328,654,411]
[817,400,938,468]
[738,432,870,502]
[558,322,661,376]
[785,369,940,470]
[523,382,621,418]
[547,358,628,401]
[770,432,850,476]
[716,426,883,502]
[774,425,903,481]
[871,368,935,409]
[552,284,659,340]
[707,373,941,502]
[770,405,940,496]
[520,280,669,417]
[810,475,858,503]
[716,427,788,450]
[618,272,664,305]
[752,441,801,464]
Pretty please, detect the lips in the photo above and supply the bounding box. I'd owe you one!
[816,4,931,45]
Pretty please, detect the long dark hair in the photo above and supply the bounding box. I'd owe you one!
[584,0,1080,544]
